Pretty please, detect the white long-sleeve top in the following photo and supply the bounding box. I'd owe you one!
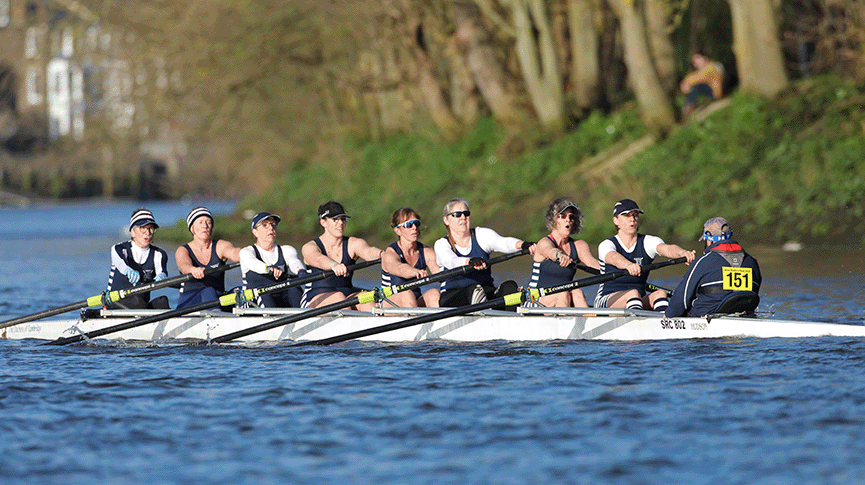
[239,244,305,276]
[110,241,167,275]
[434,227,520,270]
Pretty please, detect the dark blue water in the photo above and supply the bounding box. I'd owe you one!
[1,202,864,484]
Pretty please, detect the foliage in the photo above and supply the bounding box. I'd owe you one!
[627,75,865,244]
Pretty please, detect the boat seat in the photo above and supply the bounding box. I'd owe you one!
[712,291,760,315]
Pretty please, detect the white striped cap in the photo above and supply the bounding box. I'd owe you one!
[129,209,159,232]
[186,206,213,232]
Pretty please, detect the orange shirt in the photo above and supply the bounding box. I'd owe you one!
[682,62,723,99]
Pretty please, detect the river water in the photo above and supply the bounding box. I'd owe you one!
[0,201,864,484]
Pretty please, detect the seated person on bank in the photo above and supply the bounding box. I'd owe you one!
[680,53,724,115]
[664,217,761,318]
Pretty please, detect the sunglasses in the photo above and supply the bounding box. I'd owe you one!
[557,213,576,221]
[396,219,421,229]
[447,210,471,218]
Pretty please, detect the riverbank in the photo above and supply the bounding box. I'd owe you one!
[209,75,861,249]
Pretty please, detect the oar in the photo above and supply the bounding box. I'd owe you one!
[42,259,381,346]
[0,263,240,330]
[574,263,673,295]
[206,247,532,344]
[298,257,688,346]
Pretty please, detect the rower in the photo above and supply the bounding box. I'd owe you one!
[106,208,170,309]
[240,212,306,308]
[175,206,241,309]
[664,217,762,317]
[300,201,383,311]
[434,197,536,307]
[528,197,600,307]
[381,207,441,308]
[594,199,695,312]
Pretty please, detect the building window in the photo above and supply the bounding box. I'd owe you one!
[26,27,39,58]
[26,65,43,105]
[62,27,74,57]
[0,0,9,29]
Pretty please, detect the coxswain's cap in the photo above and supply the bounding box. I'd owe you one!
[613,199,644,217]
[553,198,579,215]
[186,206,213,232]
[318,201,350,219]
[251,212,281,230]
[699,216,733,242]
[129,209,159,232]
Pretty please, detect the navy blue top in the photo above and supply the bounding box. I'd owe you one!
[528,236,578,288]
[381,241,428,297]
[664,240,762,317]
[243,245,288,290]
[179,240,226,295]
[107,241,168,301]
[440,230,493,293]
[302,237,358,302]
[597,234,654,297]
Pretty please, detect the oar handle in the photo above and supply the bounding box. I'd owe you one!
[574,263,599,275]
[383,247,530,297]
[0,262,240,330]
[247,258,381,300]
[104,262,241,303]
[537,257,687,298]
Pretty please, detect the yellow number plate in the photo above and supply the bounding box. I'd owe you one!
[722,267,753,291]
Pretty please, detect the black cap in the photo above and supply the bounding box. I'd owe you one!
[318,201,350,219]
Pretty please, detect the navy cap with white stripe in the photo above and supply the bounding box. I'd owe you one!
[129,208,159,232]
[612,199,644,217]
[251,212,281,229]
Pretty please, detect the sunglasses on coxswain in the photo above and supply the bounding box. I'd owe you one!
[396,219,421,229]
[447,210,471,218]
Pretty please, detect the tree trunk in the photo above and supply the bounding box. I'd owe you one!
[400,3,463,139]
[447,36,482,126]
[509,0,565,131]
[567,0,601,110]
[606,0,675,131]
[448,0,528,125]
[727,0,789,97]
[643,0,676,94]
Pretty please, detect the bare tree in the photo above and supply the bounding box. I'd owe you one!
[606,0,675,131]
[567,0,601,111]
[727,0,789,97]
[448,0,529,125]
[643,0,677,93]
[506,0,565,130]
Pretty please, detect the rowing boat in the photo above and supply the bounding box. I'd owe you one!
[3,306,864,343]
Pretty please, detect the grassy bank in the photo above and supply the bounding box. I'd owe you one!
[165,75,865,249]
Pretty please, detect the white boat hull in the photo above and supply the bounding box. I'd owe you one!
[3,307,865,343]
